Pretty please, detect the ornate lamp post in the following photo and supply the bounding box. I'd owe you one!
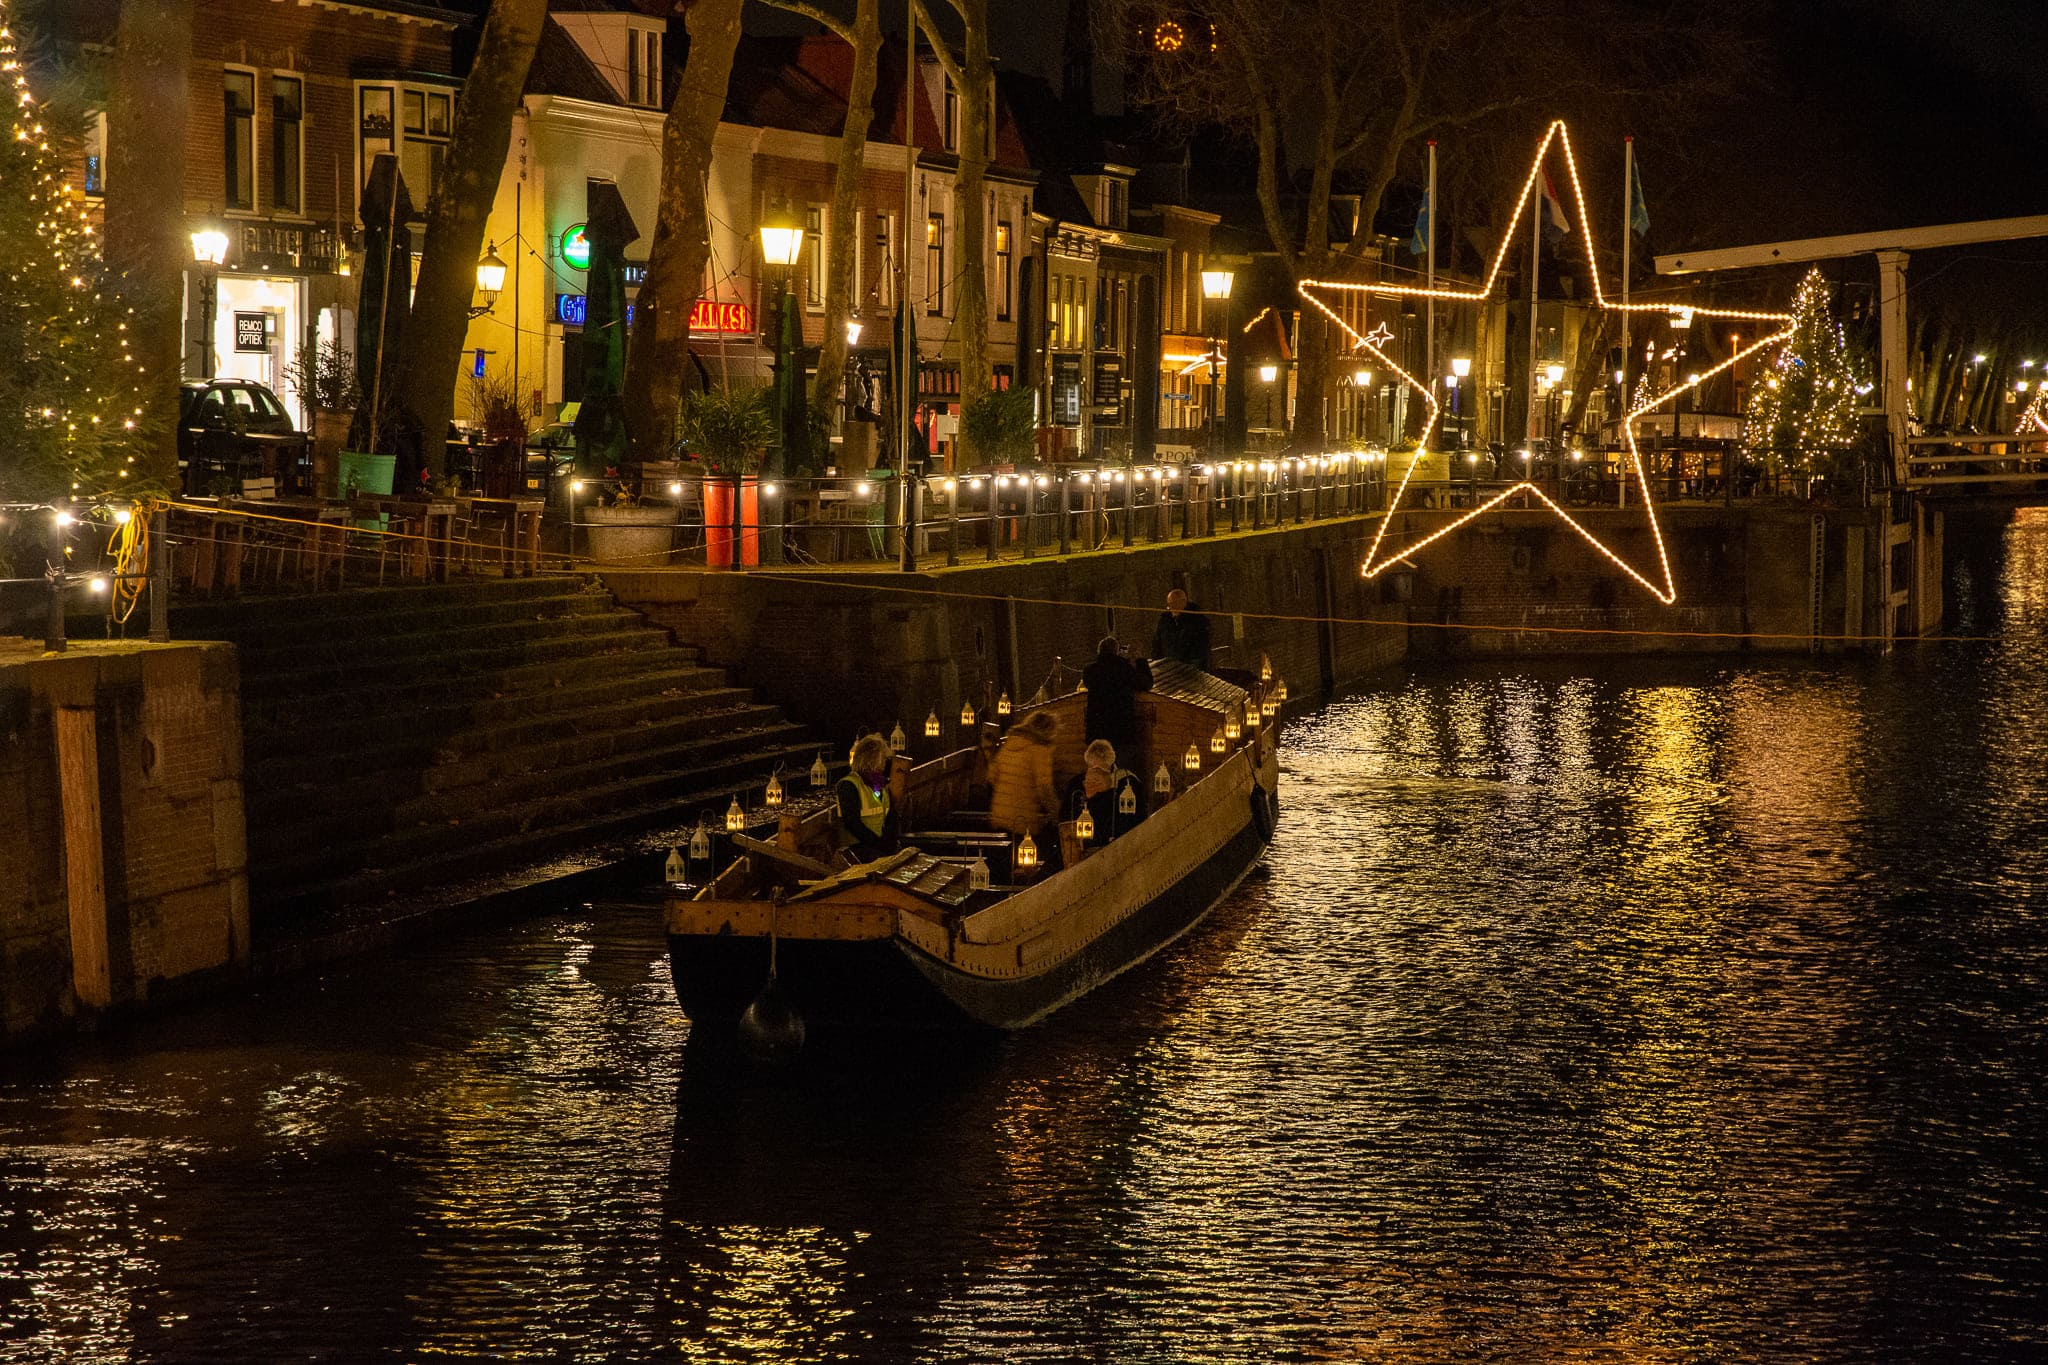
[757,203,806,566]
[189,228,229,379]
[1200,267,1234,463]
[470,242,507,318]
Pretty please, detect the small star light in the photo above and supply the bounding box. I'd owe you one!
[1298,120,1796,606]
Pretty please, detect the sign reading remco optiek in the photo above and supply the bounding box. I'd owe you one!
[233,312,270,353]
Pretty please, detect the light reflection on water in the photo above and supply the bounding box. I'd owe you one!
[3,514,2046,1363]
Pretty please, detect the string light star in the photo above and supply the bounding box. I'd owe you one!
[1298,120,1795,606]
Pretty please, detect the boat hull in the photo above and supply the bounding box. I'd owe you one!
[668,800,1269,1032]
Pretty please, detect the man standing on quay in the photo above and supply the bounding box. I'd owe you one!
[1151,588,1212,670]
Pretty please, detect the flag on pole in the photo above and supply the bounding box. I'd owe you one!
[1539,169,1570,241]
[1408,196,1430,256]
[1629,161,1650,238]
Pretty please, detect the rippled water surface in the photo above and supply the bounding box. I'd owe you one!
[6,513,2048,1363]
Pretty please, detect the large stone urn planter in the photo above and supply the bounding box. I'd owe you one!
[582,503,677,566]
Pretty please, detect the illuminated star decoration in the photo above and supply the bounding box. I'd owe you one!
[2018,385,2048,437]
[1298,120,1795,605]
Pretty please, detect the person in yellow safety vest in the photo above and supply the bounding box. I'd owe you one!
[836,734,900,861]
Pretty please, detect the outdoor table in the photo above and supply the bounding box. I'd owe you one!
[465,495,543,577]
[350,495,459,582]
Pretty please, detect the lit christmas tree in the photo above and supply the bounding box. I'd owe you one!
[2016,383,2048,437]
[0,0,147,506]
[1741,267,1868,482]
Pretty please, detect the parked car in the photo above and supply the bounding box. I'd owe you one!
[524,422,579,497]
[178,379,310,495]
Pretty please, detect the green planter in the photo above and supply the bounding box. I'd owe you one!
[339,450,397,531]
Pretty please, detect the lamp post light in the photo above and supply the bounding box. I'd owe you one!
[758,202,806,567]
[469,241,507,318]
[190,228,229,379]
[1201,267,1234,466]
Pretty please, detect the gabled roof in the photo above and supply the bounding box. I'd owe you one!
[726,35,1030,176]
[526,17,620,104]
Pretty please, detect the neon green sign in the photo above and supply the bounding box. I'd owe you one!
[560,222,591,270]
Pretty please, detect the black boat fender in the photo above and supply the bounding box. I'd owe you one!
[1250,780,1279,842]
[737,901,806,1063]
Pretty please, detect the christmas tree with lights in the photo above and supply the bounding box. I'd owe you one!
[1741,267,1868,483]
[0,0,146,506]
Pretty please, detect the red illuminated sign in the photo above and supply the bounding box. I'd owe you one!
[688,300,754,334]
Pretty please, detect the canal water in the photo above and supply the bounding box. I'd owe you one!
[5,513,2046,1363]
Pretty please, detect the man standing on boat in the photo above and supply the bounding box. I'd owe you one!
[1082,635,1153,760]
[835,735,900,862]
[1151,588,1212,670]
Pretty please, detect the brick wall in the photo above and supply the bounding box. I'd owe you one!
[0,642,248,1046]
[181,0,459,222]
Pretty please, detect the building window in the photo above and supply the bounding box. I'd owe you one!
[271,75,303,215]
[1107,180,1126,230]
[942,76,959,152]
[926,213,944,317]
[876,212,896,310]
[627,29,661,107]
[223,68,256,211]
[995,221,1012,321]
[358,81,455,211]
[805,205,825,313]
[83,110,106,197]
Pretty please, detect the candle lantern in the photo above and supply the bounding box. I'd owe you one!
[997,692,1012,717]
[1118,783,1138,816]
[1016,834,1039,872]
[1075,807,1095,843]
[810,752,829,787]
[1183,743,1202,772]
[1210,727,1226,754]
[689,821,711,861]
[764,772,784,808]
[924,709,941,738]
[960,700,977,726]
[1225,712,1241,740]
[725,796,745,832]
[889,722,907,753]
[1260,654,1273,684]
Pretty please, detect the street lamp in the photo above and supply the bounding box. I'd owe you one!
[758,202,806,566]
[470,241,507,317]
[190,228,229,379]
[1201,267,1234,461]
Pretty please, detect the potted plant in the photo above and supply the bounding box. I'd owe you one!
[466,368,537,498]
[581,478,680,566]
[283,341,360,496]
[680,386,774,568]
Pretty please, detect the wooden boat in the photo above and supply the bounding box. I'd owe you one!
[664,660,1282,1033]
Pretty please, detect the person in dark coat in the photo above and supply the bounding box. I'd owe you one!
[1151,588,1212,669]
[1082,635,1151,759]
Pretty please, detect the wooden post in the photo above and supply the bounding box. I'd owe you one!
[55,705,112,1009]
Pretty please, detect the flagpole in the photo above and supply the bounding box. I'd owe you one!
[1621,136,1633,510]
[1425,139,1436,447]
[1528,170,1541,444]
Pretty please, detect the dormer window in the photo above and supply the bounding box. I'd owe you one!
[942,75,960,152]
[625,28,661,108]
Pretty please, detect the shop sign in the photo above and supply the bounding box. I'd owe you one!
[233,312,271,353]
[688,299,753,334]
[560,222,590,270]
[1093,355,1124,408]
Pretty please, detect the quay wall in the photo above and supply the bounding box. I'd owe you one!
[609,503,1891,739]
[606,519,1412,742]
[1,643,249,1045]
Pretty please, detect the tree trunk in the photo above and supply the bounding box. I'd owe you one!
[954,0,992,410]
[809,0,880,425]
[625,0,745,462]
[395,0,547,479]
[103,0,193,489]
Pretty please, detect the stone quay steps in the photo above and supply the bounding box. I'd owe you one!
[170,576,826,940]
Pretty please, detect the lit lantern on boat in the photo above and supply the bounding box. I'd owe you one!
[1016,833,1039,871]
[1075,807,1095,843]
[997,692,1012,717]
[764,772,784,808]
[664,847,685,884]
[1210,726,1226,754]
[725,796,745,832]
[1077,675,1088,693]
[1183,743,1202,772]
[924,709,941,738]
[1275,678,1288,704]
[1260,654,1273,684]
[1245,704,1262,730]
[960,699,977,726]
[889,722,907,753]
[1153,763,1173,797]
[1261,694,1278,719]
[1118,783,1137,816]
[689,821,711,861]
[1225,712,1241,740]
[810,752,828,787]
